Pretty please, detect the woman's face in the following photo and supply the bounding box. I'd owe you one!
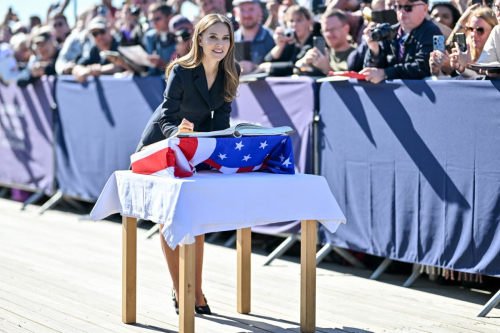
[199,22,231,62]
[287,12,311,40]
[430,6,454,29]
[467,16,493,52]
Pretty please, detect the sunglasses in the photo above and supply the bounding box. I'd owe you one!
[53,22,63,28]
[91,29,106,37]
[391,3,425,12]
[466,26,485,36]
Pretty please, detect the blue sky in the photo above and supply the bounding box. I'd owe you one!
[3,0,121,28]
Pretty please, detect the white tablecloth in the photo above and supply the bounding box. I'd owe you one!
[90,170,346,248]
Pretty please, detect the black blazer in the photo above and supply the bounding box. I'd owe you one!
[136,63,240,152]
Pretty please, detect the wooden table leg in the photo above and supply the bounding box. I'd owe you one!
[237,228,251,314]
[179,242,196,333]
[301,220,316,333]
[122,216,137,324]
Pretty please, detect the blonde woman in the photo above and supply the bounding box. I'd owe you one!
[135,14,241,315]
[449,6,498,77]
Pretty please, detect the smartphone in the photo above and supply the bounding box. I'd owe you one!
[433,35,446,53]
[454,33,467,52]
[313,36,326,55]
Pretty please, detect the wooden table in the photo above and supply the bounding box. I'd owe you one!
[121,217,318,333]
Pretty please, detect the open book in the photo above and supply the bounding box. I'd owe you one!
[176,123,295,138]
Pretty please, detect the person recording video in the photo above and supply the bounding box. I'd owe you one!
[360,0,442,83]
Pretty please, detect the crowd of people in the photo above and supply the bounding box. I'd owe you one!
[1,0,500,86]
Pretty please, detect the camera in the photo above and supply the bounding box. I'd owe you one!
[370,23,396,42]
[283,28,295,39]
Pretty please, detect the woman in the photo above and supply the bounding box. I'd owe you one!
[117,3,143,47]
[260,5,318,75]
[135,13,240,315]
[430,2,461,29]
[449,6,498,78]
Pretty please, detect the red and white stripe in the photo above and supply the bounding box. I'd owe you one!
[131,138,268,178]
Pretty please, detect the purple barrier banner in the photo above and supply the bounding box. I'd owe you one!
[232,77,315,174]
[55,76,165,201]
[0,77,55,195]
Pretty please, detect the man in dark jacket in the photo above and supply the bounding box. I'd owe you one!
[360,0,442,83]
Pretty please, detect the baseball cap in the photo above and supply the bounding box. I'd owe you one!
[169,15,193,32]
[232,0,261,7]
[88,16,108,31]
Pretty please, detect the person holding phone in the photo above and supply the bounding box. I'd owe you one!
[450,6,498,77]
[135,14,241,315]
[360,0,442,83]
[258,5,319,75]
[296,8,355,75]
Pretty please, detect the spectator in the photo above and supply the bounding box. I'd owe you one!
[258,6,308,73]
[173,28,193,58]
[71,17,123,83]
[360,0,442,83]
[50,13,71,47]
[117,4,144,46]
[196,0,239,31]
[259,6,318,75]
[17,26,59,87]
[429,1,461,29]
[297,9,355,74]
[55,7,98,75]
[233,0,275,74]
[197,0,227,16]
[450,6,498,77]
[326,0,366,44]
[9,33,32,70]
[169,15,194,59]
[143,3,175,75]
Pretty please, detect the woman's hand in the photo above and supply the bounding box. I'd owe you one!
[429,50,452,76]
[363,22,379,56]
[178,118,194,132]
[450,42,471,72]
[457,3,479,27]
[273,26,293,48]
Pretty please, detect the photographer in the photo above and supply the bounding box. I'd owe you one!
[260,6,319,75]
[296,9,355,75]
[360,0,442,83]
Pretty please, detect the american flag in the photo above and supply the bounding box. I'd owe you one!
[131,136,295,178]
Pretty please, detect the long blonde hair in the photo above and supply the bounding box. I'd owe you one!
[165,14,239,102]
[468,7,498,61]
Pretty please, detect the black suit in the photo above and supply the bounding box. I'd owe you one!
[136,63,239,152]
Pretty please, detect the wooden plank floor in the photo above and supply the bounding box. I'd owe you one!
[1,197,499,333]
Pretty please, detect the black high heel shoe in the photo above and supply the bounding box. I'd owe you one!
[172,289,179,315]
[195,295,212,315]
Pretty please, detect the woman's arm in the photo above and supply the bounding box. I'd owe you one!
[158,65,184,138]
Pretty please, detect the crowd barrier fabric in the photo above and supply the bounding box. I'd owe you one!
[319,80,500,276]
[232,77,315,174]
[55,75,165,201]
[0,77,55,195]
[233,77,316,235]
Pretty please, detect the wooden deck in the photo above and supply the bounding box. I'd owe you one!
[1,197,499,333]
